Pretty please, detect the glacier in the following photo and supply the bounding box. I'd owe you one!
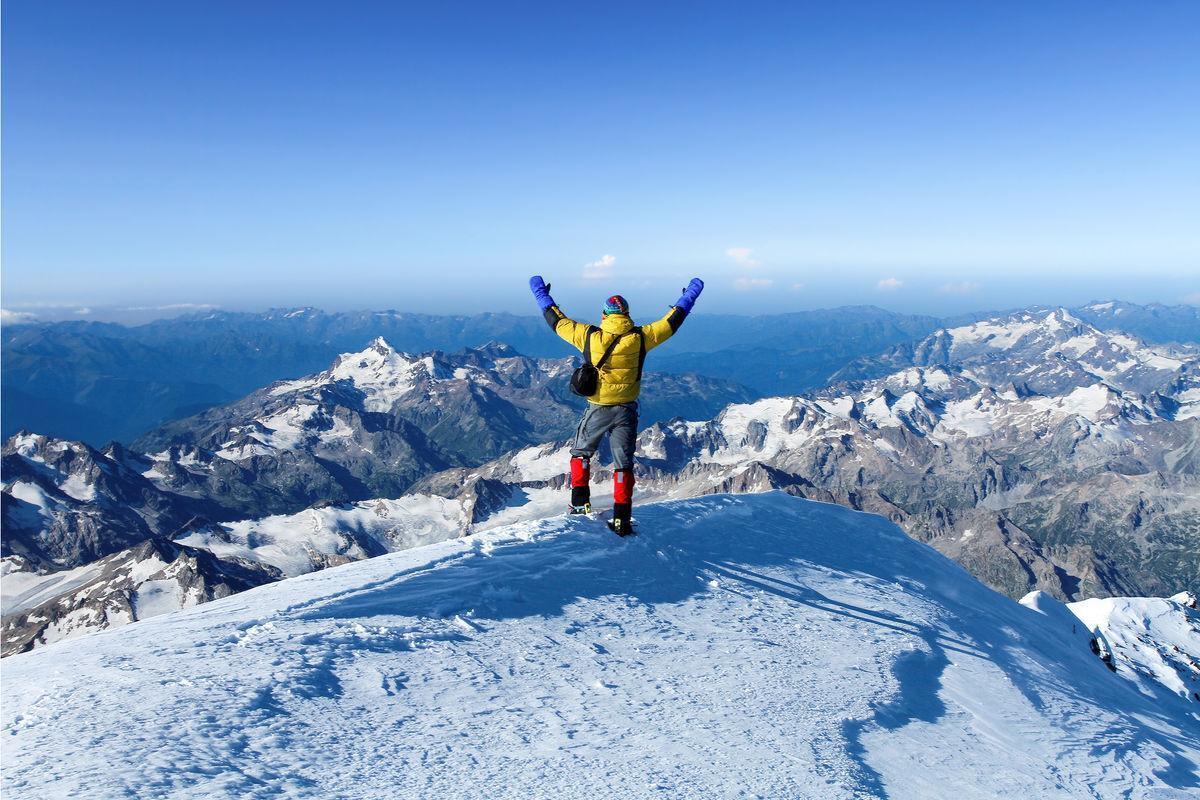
[2,493,1196,799]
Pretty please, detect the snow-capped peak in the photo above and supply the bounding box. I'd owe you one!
[264,338,434,412]
[4,431,80,462]
[366,335,395,353]
[330,336,408,374]
[1043,306,1085,331]
[943,308,1090,353]
[328,339,435,410]
[914,307,1198,402]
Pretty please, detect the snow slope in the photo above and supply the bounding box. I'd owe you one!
[3,494,1197,799]
[1070,592,1200,705]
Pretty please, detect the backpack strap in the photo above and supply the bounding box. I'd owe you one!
[594,330,629,370]
[588,328,646,378]
[582,325,600,365]
[633,327,647,382]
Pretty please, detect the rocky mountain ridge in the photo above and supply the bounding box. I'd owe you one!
[130,338,751,506]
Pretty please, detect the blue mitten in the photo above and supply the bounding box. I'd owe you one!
[529,276,556,312]
[673,278,704,313]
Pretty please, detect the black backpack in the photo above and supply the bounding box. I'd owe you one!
[570,326,645,397]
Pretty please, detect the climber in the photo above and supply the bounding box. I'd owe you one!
[529,275,705,535]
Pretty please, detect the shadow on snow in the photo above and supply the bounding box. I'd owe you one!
[284,492,1199,795]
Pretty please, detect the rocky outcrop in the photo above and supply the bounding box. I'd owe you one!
[1,538,279,656]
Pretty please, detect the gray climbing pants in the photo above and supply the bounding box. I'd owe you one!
[570,401,638,470]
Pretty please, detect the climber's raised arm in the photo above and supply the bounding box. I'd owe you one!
[530,275,591,351]
[641,278,704,350]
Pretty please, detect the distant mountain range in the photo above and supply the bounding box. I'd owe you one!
[1,339,748,569]
[5,300,1197,446]
[1071,299,1200,344]
[4,304,1197,654]
[133,338,752,467]
[1,305,936,445]
[1,309,553,445]
[651,306,943,396]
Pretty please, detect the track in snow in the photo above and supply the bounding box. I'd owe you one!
[3,494,1197,799]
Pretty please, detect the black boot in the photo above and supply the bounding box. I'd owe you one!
[569,485,592,514]
[607,502,634,536]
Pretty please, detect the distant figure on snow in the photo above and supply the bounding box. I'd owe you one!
[529,275,705,535]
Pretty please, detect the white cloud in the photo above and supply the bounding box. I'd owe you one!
[74,307,93,315]
[734,277,774,291]
[6,300,87,309]
[1182,292,1200,306]
[790,282,806,292]
[1,308,38,325]
[876,277,904,291]
[725,247,759,268]
[938,281,981,295]
[582,254,616,281]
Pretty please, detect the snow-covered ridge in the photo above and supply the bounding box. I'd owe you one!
[3,494,1195,799]
[654,369,1157,468]
[2,434,103,503]
[1,434,197,582]
[167,339,504,461]
[938,308,1196,387]
[269,337,447,411]
[1,539,278,656]
[266,337,572,415]
[1069,591,1200,704]
[175,495,474,577]
[138,337,588,471]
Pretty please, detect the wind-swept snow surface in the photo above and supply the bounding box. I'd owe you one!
[1069,592,1200,705]
[2,495,1197,799]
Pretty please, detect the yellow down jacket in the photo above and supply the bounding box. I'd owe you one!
[544,306,687,405]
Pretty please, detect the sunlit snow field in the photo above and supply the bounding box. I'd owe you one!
[4,494,1196,799]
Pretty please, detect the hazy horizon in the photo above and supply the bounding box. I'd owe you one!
[3,290,1198,329]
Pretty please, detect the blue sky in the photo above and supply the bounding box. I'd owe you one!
[3,0,1198,320]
